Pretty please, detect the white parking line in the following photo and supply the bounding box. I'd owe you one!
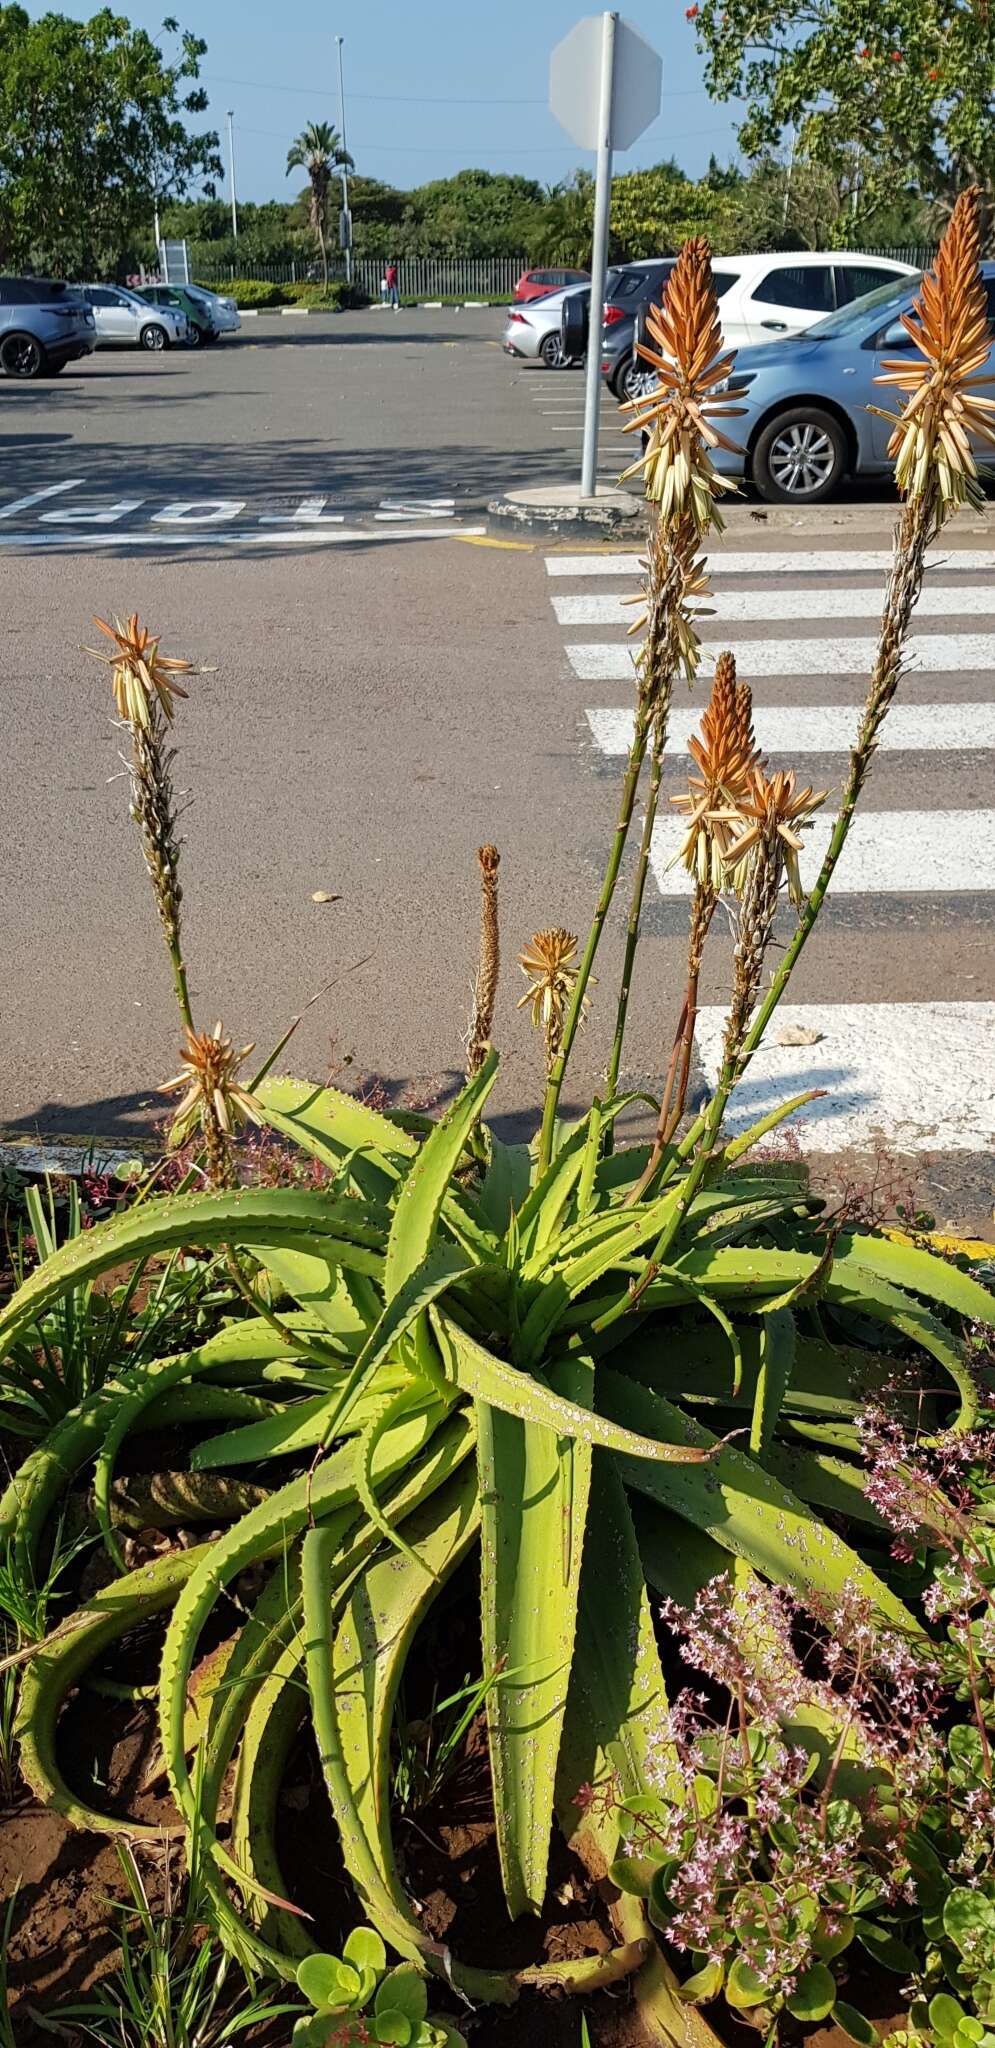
[554,584,995,626]
[693,1002,995,1153]
[0,525,486,549]
[649,809,995,895]
[546,550,995,578]
[0,480,85,520]
[586,703,995,756]
[567,635,995,679]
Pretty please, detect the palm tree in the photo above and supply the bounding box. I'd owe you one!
[286,121,353,290]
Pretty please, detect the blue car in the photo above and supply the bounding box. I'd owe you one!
[707,263,995,504]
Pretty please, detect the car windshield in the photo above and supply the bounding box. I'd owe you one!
[805,273,919,341]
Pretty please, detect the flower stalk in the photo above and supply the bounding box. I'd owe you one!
[466,844,500,1081]
[537,238,747,1172]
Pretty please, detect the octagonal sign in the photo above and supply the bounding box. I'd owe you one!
[550,14,662,152]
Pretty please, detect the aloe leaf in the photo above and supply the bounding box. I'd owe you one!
[763,1444,885,1528]
[837,1231,995,1327]
[477,1355,593,1918]
[312,1468,514,2001]
[477,1132,532,1236]
[256,1074,418,1166]
[517,1186,685,1361]
[253,1243,374,1342]
[317,1244,471,1446]
[557,1462,681,1873]
[385,1052,498,1302]
[826,1262,978,1431]
[599,1369,915,1626]
[435,1313,712,1466]
[749,1307,795,1456]
[0,1188,388,1354]
[190,1373,408,1471]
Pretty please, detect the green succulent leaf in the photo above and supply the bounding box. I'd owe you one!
[375,1967,428,2023]
[854,1919,919,1972]
[297,1952,359,2011]
[749,1306,795,1456]
[344,1926,387,1978]
[725,1958,769,2009]
[610,1855,658,1897]
[384,1052,497,1301]
[832,2002,878,2048]
[786,1962,837,2022]
[477,1353,592,1917]
[679,1957,725,2002]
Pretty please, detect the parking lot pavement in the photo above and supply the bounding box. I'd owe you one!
[1,311,991,1230]
[0,307,585,550]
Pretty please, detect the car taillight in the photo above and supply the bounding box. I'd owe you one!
[508,312,528,324]
[602,305,625,326]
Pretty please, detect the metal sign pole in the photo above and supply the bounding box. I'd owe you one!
[580,10,617,499]
[335,35,353,287]
[226,111,239,241]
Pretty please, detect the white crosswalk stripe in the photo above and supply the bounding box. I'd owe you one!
[649,810,995,896]
[545,537,995,1160]
[554,585,995,625]
[566,633,995,679]
[586,703,995,756]
[545,549,995,577]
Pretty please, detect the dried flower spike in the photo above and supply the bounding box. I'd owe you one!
[670,650,763,887]
[160,1021,262,1184]
[466,844,500,1080]
[722,765,827,909]
[619,237,748,530]
[517,927,587,1070]
[873,186,995,511]
[87,613,192,730]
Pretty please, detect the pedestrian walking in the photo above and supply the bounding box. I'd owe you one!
[385,259,399,310]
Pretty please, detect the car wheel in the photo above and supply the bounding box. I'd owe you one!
[753,406,848,503]
[0,332,44,379]
[611,353,645,402]
[540,331,564,368]
[140,323,168,352]
[186,323,203,348]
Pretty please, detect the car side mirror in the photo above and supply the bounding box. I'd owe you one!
[880,319,912,348]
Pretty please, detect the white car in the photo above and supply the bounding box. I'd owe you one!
[607,250,919,400]
[184,284,241,335]
[78,283,188,351]
[503,282,588,367]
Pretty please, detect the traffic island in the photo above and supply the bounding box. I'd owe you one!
[487,482,646,540]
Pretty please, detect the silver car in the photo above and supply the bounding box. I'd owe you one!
[78,283,188,351]
[503,282,588,367]
[182,283,241,335]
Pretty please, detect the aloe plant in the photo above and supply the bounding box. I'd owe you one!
[2,1059,990,2006]
[4,199,994,2031]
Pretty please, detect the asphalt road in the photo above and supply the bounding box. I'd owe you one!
[1,309,992,1233]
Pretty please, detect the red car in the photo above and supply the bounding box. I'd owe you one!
[514,265,590,304]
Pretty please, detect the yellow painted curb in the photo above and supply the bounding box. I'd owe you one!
[882,1226,995,1262]
[456,534,535,551]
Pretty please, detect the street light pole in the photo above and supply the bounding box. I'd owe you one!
[335,34,352,286]
[226,110,239,241]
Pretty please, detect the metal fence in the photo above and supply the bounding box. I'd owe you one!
[193,243,938,295]
[194,254,526,297]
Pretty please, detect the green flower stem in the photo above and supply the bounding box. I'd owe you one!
[603,712,668,1126]
[537,707,651,1174]
[168,943,194,1034]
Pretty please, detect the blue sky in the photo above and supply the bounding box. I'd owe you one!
[25,0,744,199]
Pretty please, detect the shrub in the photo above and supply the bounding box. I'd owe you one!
[282,279,369,309]
[212,277,287,308]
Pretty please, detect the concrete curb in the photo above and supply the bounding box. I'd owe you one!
[488,483,645,541]
[0,1134,159,1176]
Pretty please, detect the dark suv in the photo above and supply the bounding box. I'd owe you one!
[560,260,679,380]
[600,261,740,399]
[0,277,95,378]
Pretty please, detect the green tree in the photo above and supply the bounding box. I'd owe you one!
[286,121,352,288]
[528,173,594,265]
[0,7,219,276]
[691,0,995,245]
[609,162,741,257]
